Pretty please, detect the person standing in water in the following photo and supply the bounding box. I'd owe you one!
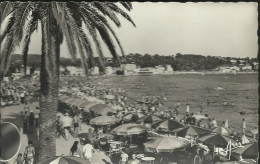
[242,118,246,134]
[186,104,190,114]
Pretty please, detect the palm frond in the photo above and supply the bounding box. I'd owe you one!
[63,5,96,69]
[51,2,77,60]
[0,29,16,77]
[0,2,17,25]
[0,15,15,45]
[80,10,105,70]
[120,2,132,11]
[12,2,34,45]
[22,12,38,75]
[106,3,135,27]
[80,6,120,66]
[91,2,121,27]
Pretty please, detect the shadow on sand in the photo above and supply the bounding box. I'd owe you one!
[3,112,40,163]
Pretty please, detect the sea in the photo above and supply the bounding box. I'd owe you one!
[96,73,258,133]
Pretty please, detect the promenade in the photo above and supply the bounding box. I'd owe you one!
[1,103,111,164]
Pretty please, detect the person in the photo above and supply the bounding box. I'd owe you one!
[211,118,217,128]
[23,141,35,164]
[56,116,64,139]
[20,91,25,104]
[128,154,140,164]
[82,140,94,162]
[242,118,246,134]
[186,104,190,114]
[120,150,128,164]
[34,108,40,128]
[70,141,82,157]
[15,153,24,164]
[63,113,73,139]
[28,111,34,133]
[23,111,28,134]
[73,114,81,138]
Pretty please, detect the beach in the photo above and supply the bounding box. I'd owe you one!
[98,73,258,132]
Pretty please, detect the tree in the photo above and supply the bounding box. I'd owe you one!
[0,2,135,161]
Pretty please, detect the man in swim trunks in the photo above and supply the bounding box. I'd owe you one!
[23,141,35,164]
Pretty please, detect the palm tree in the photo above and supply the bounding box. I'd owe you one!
[0,2,135,161]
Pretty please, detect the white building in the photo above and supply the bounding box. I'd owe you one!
[66,66,85,76]
[121,64,137,75]
[106,66,114,75]
[166,65,173,72]
[12,73,24,80]
[91,66,99,75]
[242,65,253,72]
[153,65,165,74]
[219,66,240,73]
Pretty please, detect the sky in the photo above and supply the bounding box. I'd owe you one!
[12,2,258,58]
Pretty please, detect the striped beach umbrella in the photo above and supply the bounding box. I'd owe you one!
[152,119,185,132]
[197,133,236,148]
[111,123,147,135]
[232,142,258,159]
[123,113,144,122]
[211,126,231,135]
[144,136,190,153]
[90,116,119,125]
[137,115,162,124]
[39,156,91,164]
[173,126,209,138]
[90,104,116,116]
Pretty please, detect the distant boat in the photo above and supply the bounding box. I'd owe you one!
[138,68,153,75]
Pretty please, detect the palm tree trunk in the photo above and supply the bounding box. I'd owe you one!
[38,11,60,162]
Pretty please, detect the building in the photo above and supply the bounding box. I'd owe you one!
[66,66,85,76]
[91,66,100,75]
[106,66,114,75]
[121,64,137,75]
[12,73,24,80]
[241,64,253,72]
[153,65,165,74]
[230,59,237,64]
[166,65,173,72]
[219,66,240,73]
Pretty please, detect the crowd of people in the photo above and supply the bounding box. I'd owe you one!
[1,75,258,164]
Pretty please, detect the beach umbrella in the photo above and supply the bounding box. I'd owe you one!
[90,104,117,115]
[90,116,119,125]
[105,95,115,100]
[144,136,190,153]
[193,114,207,121]
[197,133,236,148]
[137,115,162,124]
[71,87,79,92]
[111,123,147,135]
[65,98,77,104]
[61,97,74,103]
[69,99,87,106]
[78,101,91,108]
[211,127,231,135]
[173,126,209,138]
[241,135,250,145]
[152,119,185,132]
[123,113,144,122]
[39,156,91,164]
[232,142,258,159]
[84,102,97,109]
[58,95,69,101]
[59,95,71,101]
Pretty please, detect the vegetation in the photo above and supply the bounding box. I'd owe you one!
[0,2,134,161]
